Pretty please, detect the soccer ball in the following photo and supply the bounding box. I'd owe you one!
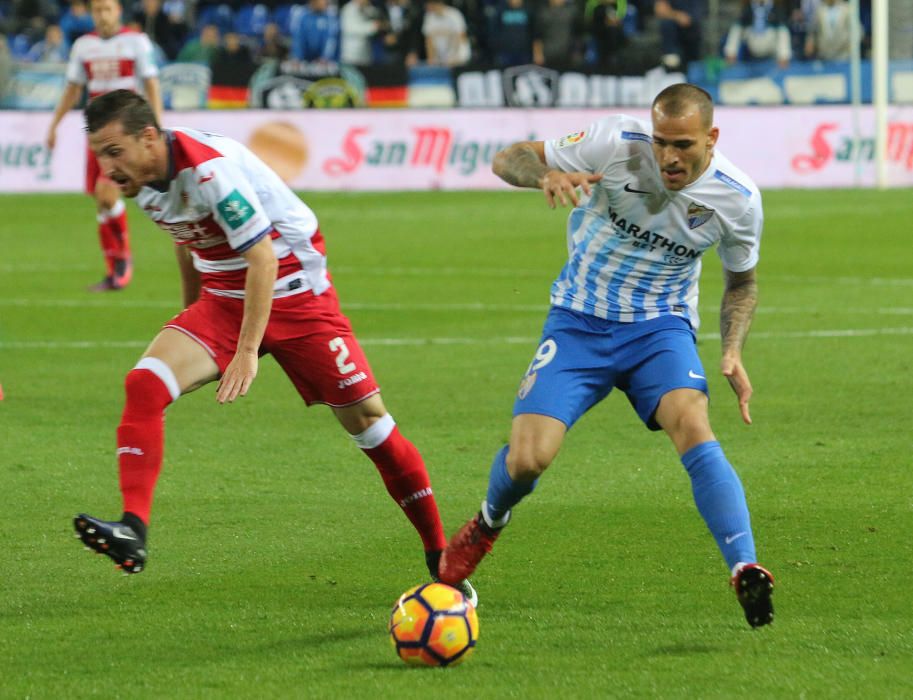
[388,582,479,667]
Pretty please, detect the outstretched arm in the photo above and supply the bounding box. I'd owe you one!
[46,82,83,150]
[144,77,164,124]
[216,236,278,404]
[492,141,602,209]
[720,266,758,425]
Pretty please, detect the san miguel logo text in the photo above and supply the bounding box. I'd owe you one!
[792,122,913,172]
[322,127,527,177]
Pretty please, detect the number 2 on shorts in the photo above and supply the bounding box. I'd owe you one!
[329,337,357,374]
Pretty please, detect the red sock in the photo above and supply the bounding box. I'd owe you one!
[98,203,131,282]
[97,219,117,277]
[106,204,131,259]
[116,365,176,524]
[363,426,447,552]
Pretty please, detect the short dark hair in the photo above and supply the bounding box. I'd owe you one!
[84,89,160,136]
[652,83,714,129]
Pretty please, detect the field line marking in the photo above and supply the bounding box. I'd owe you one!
[4,265,913,287]
[0,298,548,312]
[2,298,913,315]
[3,327,913,350]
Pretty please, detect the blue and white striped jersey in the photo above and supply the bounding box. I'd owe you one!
[544,115,763,329]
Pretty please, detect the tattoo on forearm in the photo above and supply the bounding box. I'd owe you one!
[720,277,758,354]
[495,144,549,189]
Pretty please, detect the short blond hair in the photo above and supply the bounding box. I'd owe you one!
[652,83,714,129]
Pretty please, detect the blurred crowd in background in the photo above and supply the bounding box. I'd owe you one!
[1,0,911,88]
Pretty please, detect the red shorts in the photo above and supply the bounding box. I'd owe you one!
[165,287,380,407]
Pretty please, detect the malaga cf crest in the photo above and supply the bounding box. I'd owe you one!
[517,371,537,400]
[687,203,714,229]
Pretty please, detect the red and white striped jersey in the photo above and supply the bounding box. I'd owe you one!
[66,29,159,98]
[135,128,330,300]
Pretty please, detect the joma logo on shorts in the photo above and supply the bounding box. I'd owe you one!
[337,371,367,389]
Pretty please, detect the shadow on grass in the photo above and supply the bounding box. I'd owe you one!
[348,658,489,672]
[253,627,378,652]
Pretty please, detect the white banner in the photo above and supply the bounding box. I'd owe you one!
[2,106,913,193]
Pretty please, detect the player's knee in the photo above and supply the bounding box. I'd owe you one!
[336,395,387,435]
[506,445,552,480]
[96,192,119,211]
[94,179,121,206]
[659,390,707,428]
[664,408,713,449]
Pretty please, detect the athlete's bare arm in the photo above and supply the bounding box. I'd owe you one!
[46,82,84,150]
[216,235,278,404]
[175,244,201,308]
[492,141,548,187]
[492,140,602,209]
[144,77,164,124]
[720,266,758,425]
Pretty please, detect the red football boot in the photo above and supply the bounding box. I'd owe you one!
[438,512,503,585]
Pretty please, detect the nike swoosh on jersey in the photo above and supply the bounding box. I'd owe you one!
[623,183,651,195]
[198,173,216,184]
[688,370,705,380]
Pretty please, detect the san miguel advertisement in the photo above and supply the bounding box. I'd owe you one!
[2,106,913,193]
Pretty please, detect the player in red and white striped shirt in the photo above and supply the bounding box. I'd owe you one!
[46,0,162,291]
[71,90,476,605]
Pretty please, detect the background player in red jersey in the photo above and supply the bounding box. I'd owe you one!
[46,0,162,291]
[71,90,476,604]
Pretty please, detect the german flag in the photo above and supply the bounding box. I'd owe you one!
[208,85,249,109]
[365,85,408,107]
[360,65,409,108]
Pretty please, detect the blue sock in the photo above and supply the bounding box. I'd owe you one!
[484,446,537,524]
[681,441,756,571]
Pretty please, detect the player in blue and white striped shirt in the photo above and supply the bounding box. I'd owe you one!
[440,83,775,628]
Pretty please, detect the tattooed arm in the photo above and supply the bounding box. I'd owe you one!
[720,267,758,425]
[492,141,602,209]
[492,142,549,187]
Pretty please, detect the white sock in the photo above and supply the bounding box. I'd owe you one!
[481,500,511,529]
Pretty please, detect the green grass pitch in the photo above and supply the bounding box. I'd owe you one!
[1,189,911,697]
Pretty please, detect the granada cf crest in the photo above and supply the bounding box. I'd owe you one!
[687,202,714,229]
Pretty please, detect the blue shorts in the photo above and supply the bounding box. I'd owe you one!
[513,306,709,431]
